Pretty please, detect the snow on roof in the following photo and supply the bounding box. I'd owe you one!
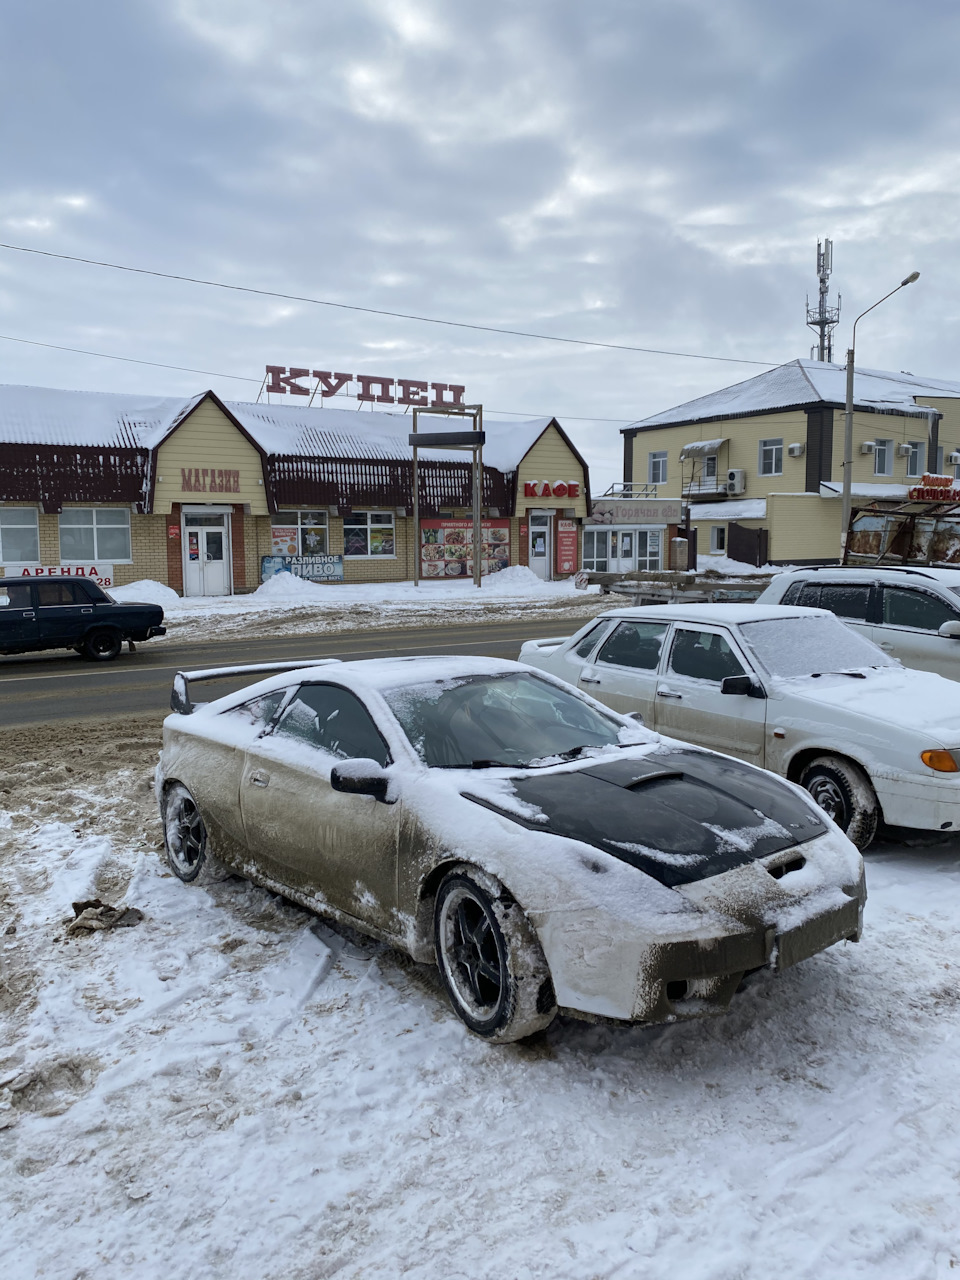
[603,602,831,624]
[628,359,960,431]
[0,383,202,448]
[687,498,766,521]
[0,382,556,473]
[819,482,911,499]
[679,437,728,458]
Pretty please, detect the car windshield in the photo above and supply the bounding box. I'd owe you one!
[382,671,624,768]
[738,615,897,678]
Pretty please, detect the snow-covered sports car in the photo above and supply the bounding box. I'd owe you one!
[157,656,866,1043]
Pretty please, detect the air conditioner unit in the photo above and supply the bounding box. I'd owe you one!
[896,443,912,458]
[787,442,805,458]
[726,468,746,495]
[860,441,876,455]
[949,452,960,466]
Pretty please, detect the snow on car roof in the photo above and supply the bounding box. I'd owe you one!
[772,565,960,586]
[599,602,832,625]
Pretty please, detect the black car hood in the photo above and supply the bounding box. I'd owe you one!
[463,749,827,888]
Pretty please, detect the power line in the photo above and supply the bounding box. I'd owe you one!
[0,331,638,421]
[0,332,260,382]
[0,240,778,368]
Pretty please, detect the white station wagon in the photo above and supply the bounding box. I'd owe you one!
[520,603,960,849]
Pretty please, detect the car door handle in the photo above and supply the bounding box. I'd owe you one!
[22,611,35,619]
[878,642,893,649]
[657,690,682,700]
[580,675,602,684]
[81,607,92,614]
[249,771,270,787]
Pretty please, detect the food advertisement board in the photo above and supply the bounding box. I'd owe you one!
[555,519,579,574]
[260,555,345,583]
[419,519,511,579]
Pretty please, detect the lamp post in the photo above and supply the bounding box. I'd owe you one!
[841,271,921,556]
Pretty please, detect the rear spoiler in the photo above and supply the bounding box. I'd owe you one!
[170,659,342,715]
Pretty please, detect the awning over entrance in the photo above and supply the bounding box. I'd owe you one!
[679,438,728,459]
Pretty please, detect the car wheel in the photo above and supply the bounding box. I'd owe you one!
[81,628,123,661]
[800,755,878,850]
[162,783,227,884]
[434,866,556,1043]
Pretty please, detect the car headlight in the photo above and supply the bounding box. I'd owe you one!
[920,749,960,772]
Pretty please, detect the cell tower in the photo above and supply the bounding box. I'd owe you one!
[806,238,841,362]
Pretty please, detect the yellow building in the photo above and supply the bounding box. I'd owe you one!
[622,359,960,565]
[0,384,591,594]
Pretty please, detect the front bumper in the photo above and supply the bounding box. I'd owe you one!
[873,771,960,832]
[629,868,866,1025]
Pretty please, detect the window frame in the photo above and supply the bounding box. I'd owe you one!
[269,681,392,764]
[906,441,925,479]
[0,506,40,565]
[647,451,668,485]
[272,509,329,557]
[873,439,893,477]
[342,511,396,559]
[666,625,749,684]
[758,438,783,477]
[709,525,726,554]
[57,507,132,563]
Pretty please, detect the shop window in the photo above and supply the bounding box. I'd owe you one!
[758,439,783,476]
[583,529,608,572]
[636,530,662,570]
[648,452,668,485]
[0,507,39,563]
[344,511,395,557]
[709,525,726,554]
[906,441,925,478]
[273,510,328,556]
[58,508,131,562]
[874,440,893,476]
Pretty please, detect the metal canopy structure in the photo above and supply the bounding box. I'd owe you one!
[410,404,485,588]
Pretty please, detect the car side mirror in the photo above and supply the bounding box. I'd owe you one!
[721,674,766,698]
[938,621,960,639]
[330,759,394,802]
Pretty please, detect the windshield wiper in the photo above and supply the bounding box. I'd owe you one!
[471,759,514,769]
[810,670,867,679]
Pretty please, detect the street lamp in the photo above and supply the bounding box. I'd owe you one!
[841,271,921,555]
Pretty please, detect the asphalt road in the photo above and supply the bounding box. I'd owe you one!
[0,618,577,728]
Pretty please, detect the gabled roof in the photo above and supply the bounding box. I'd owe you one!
[0,383,562,473]
[624,359,960,433]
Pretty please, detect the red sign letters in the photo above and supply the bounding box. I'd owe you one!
[265,367,465,407]
[523,481,581,499]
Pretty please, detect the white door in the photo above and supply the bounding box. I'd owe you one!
[872,584,960,677]
[529,515,552,581]
[654,625,766,764]
[577,618,669,723]
[183,514,231,597]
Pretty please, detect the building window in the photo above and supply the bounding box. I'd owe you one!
[648,452,668,485]
[58,508,131,562]
[0,507,39,563]
[703,455,718,479]
[758,438,783,476]
[710,525,726,554]
[874,439,893,476]
[906,441,925,478]
[272,510,328,556]
[937,445,945,475]
[343,511,395,557]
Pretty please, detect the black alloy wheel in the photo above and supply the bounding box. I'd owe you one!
[434,867,556,1043]
[162,784,225,884]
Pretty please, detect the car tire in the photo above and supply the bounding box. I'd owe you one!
[81,628,123,661]
[161,783,227,884]
[434,866,556,1043]
[800,755,878,850]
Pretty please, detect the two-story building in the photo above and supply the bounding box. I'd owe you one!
[622,359,960,564]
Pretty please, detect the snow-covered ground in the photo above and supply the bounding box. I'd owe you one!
[110,569,613,643]
[3,718,959,1279]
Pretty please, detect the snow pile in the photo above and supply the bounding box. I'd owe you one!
[108,579,183,608]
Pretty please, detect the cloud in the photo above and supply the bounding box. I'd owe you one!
[0,0,958,490]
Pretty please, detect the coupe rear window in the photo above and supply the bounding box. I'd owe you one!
[738,615,895,678]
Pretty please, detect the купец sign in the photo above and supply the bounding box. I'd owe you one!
[265,368,466,407]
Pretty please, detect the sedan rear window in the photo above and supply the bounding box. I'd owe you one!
[739,615,895,677]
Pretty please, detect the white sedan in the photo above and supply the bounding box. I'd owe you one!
[157,655,864,1042]
[520,603,960,849]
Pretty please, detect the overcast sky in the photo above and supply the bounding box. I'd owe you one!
[1,0,958,490]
